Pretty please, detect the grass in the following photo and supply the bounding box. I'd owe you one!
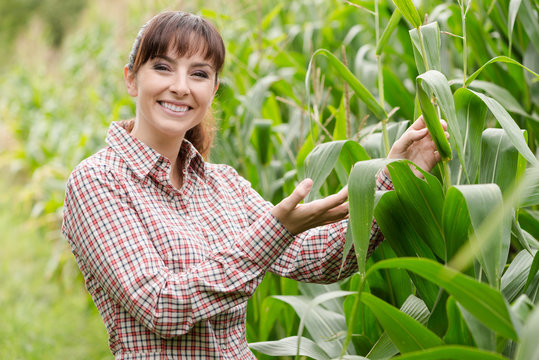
[0,178,112,360]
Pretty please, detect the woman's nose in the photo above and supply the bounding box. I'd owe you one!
[169,73,190,96]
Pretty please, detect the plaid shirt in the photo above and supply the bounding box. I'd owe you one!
[62,121,393,359]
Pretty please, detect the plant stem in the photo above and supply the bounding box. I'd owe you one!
[375,0,390,155]
[461,0,468,86]
[340,273,366,359]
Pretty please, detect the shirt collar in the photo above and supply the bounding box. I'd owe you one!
[106,121,206,180]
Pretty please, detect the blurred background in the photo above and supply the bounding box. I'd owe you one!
[1,0,537,358]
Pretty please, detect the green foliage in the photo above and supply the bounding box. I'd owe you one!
[1,0,539,358]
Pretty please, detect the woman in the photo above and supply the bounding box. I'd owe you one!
[62,11,446,359]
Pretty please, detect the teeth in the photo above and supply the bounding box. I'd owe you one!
[160,102,189,112]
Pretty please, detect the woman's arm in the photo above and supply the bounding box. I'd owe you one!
[62,163,295,339]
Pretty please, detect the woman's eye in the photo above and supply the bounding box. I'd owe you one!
[153,64,170,71]
[193,71,209,79]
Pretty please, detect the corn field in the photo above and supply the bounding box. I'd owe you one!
[0,0,538,359]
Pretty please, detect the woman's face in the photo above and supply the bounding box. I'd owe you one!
[125,48,218,143]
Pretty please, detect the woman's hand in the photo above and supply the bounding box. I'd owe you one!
[271,179,349,235]
[386,116,449,175]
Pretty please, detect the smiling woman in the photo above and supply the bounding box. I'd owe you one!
[60,9,444,360]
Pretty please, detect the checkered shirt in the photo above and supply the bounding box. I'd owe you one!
[62,121,393,359]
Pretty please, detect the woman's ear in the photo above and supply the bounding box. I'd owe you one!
[124,65,138,97]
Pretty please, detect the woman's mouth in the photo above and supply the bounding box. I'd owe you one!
[159,101,190,113]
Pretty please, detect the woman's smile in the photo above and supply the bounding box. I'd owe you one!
[124,49,218,150]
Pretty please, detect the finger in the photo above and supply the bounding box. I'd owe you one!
[399,128,429,148]
[409,115,426,130]
[440,119,448,130]
[281,178,313,210]
[310,189,348,213]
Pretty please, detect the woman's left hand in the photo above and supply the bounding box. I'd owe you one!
[386,116,449,175]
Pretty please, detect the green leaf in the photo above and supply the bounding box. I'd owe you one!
[304,140,370,202]
[519,0,539,52]
[294,290,355,357]
[392,0,422,28]
[251,119,273,166]
[468,90,538,166]
[389,345,508,359]
[465,56,539,87]
[461,80,539,123]
[442,187,472,265]
[501,249,538,303]
[376,9,402,55]
[409,22,441,73]
[451,184,510,288]
[480,128,525,193]
[367,258,518,340]
[518,168,539,207]
[508,0,523,55]
[348,159,393,274]
[511,294,534,326]
[387,161,446,260]
[249,336,330,360]
[417,71,462,163]
[374,190,440,310]
[330,97,347,141]
[515,304,539,359]
[443,297,474,346]
[367,295,431,359]
[360,292,443,353]
[273,294,349,358]
[452,88,487,185]
[307,49,387,120]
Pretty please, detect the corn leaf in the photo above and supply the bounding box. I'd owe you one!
[360,292,443,353]
[304,140,370,202]
[272,294,350,358]
[468,90,538,166]
[392,0,422,28]
[449,184,510,288]
[348,159,393,274]
[517,0,539,55]
[376,9,402,55]
[443,297,474,346]
[480,128,526,193]
[501,249,538,303]
[409,22,441,73]
[442,188,472,264]
[515,304,539,360]
[367,258,518,340]
[417,71,464,167]
[452,88,487,185]
[249,336,330,360]
[508,0,523,55]
[386,161,446,260]
[389,345,508,359]
[374,190,440,310]
[251,119,273,166]
[308,49,387,120]
[465,56,539,87]
[367,295,431,359]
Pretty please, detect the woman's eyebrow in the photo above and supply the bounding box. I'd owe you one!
[153,55,214,70]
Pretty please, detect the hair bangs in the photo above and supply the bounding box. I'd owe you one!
[130,11,225,75]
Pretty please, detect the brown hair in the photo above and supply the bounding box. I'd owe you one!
[127,11,225,159]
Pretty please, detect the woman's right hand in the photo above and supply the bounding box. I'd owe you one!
[270,179,349,235]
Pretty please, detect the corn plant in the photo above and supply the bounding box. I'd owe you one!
[250,0,539,359]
